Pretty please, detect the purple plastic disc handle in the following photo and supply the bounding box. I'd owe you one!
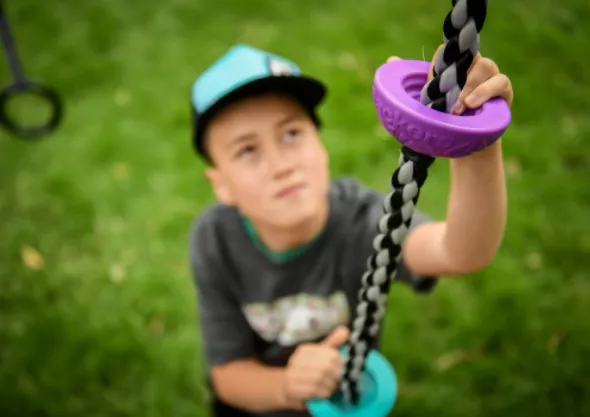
[373,60,511,158]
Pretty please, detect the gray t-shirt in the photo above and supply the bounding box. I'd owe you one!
[189,177,435,415]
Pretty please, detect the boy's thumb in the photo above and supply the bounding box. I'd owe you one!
[320,326,350,348]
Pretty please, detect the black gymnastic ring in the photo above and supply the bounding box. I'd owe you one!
[0,81,63,140]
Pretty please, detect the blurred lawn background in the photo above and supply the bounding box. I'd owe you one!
[1,0,589,416]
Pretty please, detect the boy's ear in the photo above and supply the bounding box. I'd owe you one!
[205,167,234,205]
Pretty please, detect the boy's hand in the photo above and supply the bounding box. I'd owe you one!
[281,326,350,410]
[387,49,513,114]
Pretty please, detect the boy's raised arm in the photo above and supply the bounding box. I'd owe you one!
[402,52,512,277]
[404,141,507,276]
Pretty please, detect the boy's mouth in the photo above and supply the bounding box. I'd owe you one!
[275,182,306,199]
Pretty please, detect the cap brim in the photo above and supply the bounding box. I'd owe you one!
[192,75,327,158]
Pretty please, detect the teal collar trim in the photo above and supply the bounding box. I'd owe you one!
[240,215,321,263]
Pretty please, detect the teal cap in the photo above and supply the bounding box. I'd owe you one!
[190,44,326,158]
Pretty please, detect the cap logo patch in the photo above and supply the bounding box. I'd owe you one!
[267,57,293,76]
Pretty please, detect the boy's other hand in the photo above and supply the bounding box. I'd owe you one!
[281,325,350,410]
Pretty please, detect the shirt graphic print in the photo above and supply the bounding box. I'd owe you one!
[243,291,349,346]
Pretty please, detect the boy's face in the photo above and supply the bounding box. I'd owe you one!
[204,92,330,230]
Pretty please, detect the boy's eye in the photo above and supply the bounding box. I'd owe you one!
[236,145,257,159]
[284,129,302,141]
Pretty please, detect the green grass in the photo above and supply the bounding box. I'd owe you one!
[1,0,589,416]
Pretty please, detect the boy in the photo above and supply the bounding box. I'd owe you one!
[188,44,513,417]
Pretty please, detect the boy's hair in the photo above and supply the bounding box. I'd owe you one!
[190,44,327,162]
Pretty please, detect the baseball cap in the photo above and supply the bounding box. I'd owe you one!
[190,44,327,159]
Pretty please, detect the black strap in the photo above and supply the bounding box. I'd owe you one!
[0,1,63,139]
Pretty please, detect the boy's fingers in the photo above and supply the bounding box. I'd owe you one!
[319,376,339,397]
[387,56,401,62]
[463,73,513,109]
[428,46,488,113]
[320,326,350,348]
[452,57,499,114]
[462,57,498,96]
[452,62,491,114]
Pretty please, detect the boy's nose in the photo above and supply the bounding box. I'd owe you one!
[267,147,296,179]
